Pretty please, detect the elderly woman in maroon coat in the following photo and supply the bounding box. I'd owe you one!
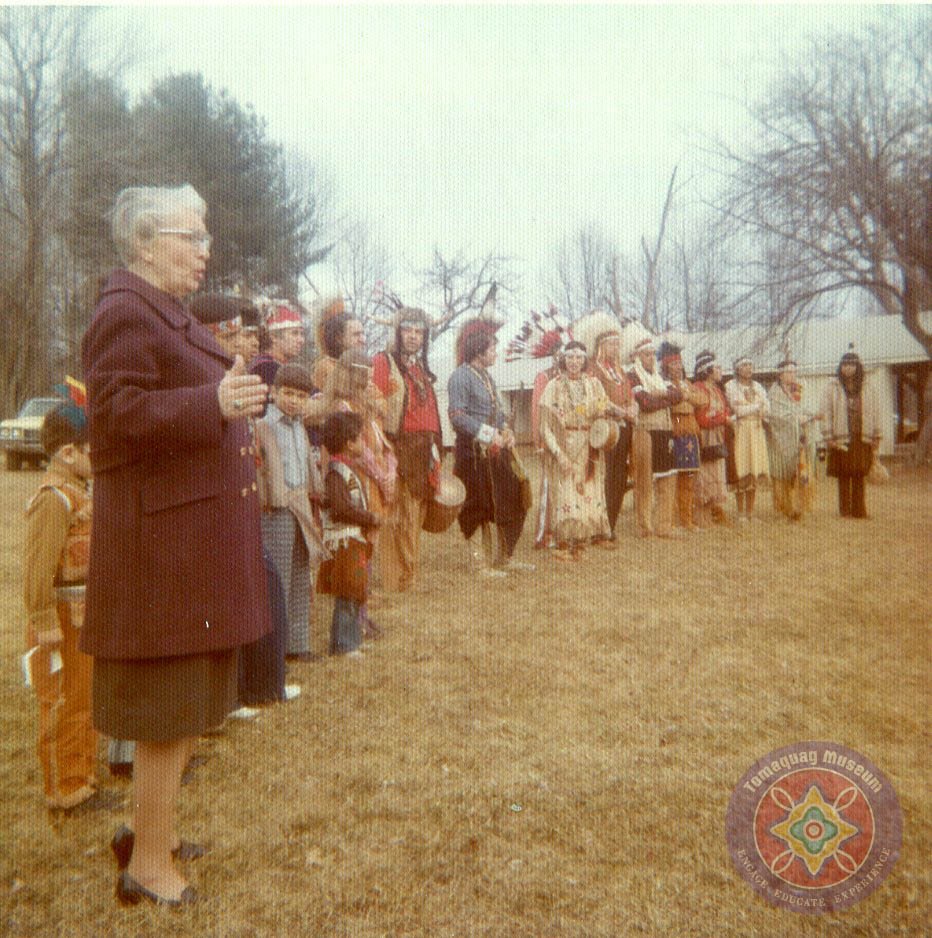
[81,185,270,907]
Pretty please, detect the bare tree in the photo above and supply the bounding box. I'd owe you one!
[552,171,690,330]
[551,223,623,319]
[283,146,335,297]
[640,165,678,330]
[0,8,94,409]
[661,212,745,333]
[331,221,394,349]
[417,248,518,338]
[717,13,932,354]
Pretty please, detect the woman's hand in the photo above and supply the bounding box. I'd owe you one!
[493,428,515,450]
[218,355,267,419]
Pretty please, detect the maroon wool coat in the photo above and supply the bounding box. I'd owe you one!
[79,270,270,660]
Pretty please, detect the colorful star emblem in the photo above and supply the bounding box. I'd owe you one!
[770,785,859,877]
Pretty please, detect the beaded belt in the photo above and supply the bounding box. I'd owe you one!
[55,584,86,601]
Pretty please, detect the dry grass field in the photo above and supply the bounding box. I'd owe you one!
[0,456,928,937]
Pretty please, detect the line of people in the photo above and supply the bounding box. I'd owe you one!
[21,183,885,909]
[510,310,885,561]
[186,294,446,670]
[20,186,418,907]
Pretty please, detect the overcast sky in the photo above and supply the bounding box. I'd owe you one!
[109,3,912,314]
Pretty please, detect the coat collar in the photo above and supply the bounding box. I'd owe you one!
[43,462,89,493]
[101,269,231,365]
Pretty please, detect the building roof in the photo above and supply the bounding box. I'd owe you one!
[443,313,929,391]
[678,314,928,377]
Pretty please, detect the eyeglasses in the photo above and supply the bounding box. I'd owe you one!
[158,228,212,250]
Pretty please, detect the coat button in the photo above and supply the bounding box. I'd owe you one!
[240,446,247,456]
[251,481,257,491]
[241,486,249,497]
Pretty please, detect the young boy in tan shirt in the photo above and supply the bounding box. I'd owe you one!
[23,401,99,810]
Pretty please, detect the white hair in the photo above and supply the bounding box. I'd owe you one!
[109,185,206,265]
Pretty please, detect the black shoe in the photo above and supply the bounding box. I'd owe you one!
[285,652,321,663]
[116,871,197,907]
[108,762,133,779]
[111,825,208,870]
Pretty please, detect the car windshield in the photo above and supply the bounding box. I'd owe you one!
[19,398,62,418]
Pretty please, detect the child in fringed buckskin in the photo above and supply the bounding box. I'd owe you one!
[23,390,107,810]
[317,412,382,656]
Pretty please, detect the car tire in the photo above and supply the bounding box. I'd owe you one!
[6,452,22,471]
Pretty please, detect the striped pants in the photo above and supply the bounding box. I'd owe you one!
[261,509,311,655]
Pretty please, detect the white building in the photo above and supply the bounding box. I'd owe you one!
[432,314,929,456]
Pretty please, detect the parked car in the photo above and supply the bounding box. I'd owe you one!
[0,396,63,470]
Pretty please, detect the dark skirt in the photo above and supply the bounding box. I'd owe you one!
[649,429,678,478]
[673,433,700,471]
[604,423,632,532]
[92,650,236,742]
[454,436,527,541]
[827,441,873,478]
[723,422,738,486]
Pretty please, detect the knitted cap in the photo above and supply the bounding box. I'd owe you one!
[657,340,682,365]
[267,305,304,331]
[840,343,861,365]
[693,349,717,380]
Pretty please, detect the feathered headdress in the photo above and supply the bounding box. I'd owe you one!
[368,283,443,336]
[51,376,88,432]
[505,305,570,361]
[619,320,657,363]
[570,310,622,361]
[267,304,304,331]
